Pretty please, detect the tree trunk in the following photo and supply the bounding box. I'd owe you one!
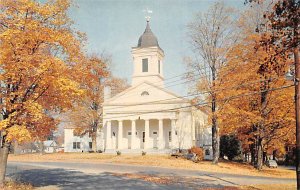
[256,75,268,170]
[13,141,20,155]
[0,142,10,187]
[273,150,277,160]
[39,141,44,155]
[211,69,219,164]
[256,137,263,170]
[250,143,256,166]
[92,131,97,152]
[212,115,219,164]
[263,151,267,162]
[294,46,300,190]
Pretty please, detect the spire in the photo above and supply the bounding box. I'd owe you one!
[145,20,151,33]
[137,20,159,48]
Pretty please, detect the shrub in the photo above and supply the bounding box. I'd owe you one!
[188,146,204,162]
[116,151,121,156]
[220,135,241,160]
[142,151,146,156]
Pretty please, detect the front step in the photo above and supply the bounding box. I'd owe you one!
[103,148,172,154]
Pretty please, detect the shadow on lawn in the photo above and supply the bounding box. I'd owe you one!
[7,167,231,190]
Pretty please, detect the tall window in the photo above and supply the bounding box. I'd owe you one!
[158,60,160,73]
[142,58,148,72]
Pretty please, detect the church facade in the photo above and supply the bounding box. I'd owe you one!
[64,21,212,158]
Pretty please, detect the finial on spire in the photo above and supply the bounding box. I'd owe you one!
[143,8,152,22]
[145,16,151,22]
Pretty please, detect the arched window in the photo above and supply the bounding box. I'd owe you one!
[141,91,149,96]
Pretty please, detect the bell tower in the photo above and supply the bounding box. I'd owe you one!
[131,20,165,87]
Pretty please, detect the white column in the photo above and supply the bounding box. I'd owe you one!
[144,119,150,149]
[171,119,176,148]
[158,119,164,149]
[106,121,112,149]
[118,120,123,149]
[131,120,137,149]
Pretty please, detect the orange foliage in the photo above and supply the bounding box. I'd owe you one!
[188,146,204,161]
[217,32,295,155]
[0,0,85,144]
[68,54,128,150]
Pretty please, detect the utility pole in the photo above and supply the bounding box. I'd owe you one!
[0,113,2,148]
[0,132,2,148]
[295,47,300,190]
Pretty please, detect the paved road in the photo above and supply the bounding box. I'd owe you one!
[6,161,295,190]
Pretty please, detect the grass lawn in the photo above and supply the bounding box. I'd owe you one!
[8,153,296,179]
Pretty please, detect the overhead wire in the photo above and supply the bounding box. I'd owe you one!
[104,77,280,111]
[102,83,293,120]
[107,64,226,101]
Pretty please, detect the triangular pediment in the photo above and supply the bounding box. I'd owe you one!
[104,81,189,106]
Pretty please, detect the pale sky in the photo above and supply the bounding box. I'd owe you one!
[69,0,244,96]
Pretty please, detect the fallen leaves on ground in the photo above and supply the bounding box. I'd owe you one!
[0,180,33,190]
[113,173,173,185]
[8,153,295,179]
[241,183,296,190]
[113,173,242,190]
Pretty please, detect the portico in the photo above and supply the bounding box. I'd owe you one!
[104,118,177,150]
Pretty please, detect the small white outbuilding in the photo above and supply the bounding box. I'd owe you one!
[43,140,58,153]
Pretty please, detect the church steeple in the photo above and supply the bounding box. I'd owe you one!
[131,21,165,87]
[137,21,159,48]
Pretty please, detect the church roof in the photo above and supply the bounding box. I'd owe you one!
[137,21,159,48]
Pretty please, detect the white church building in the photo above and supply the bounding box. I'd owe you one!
[64,21,212,158]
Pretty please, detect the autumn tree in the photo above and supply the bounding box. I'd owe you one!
[68,55,125,152]
[69,56,109,152]
[259,0,300,180]
[245,0,299,172]
[186,1,237,164]
[107,77,129,97]
[0,0,85,185]
[217,31,294,170]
